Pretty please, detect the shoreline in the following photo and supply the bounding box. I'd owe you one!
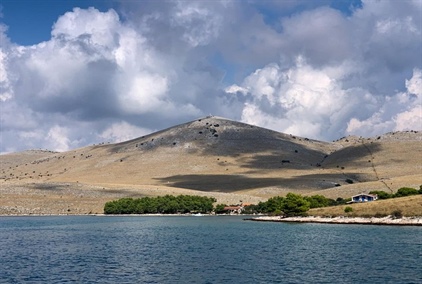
[1,213,421,226]
[246,216,422,226]
[0,213,250,217]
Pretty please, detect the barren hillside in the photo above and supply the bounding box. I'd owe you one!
[1,116,420,214]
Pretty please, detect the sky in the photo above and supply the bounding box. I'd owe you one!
[0,0,421,153]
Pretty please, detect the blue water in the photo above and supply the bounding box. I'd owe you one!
[0,216,421,284]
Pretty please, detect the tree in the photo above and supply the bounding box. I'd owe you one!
[242,205,259,214]
[304,195,330,208]
[265,196,285,212]
[215,204,227,214]
[334,197,346,205]
[103,195,217,214]
[281,193,310,217]
[104,201,119,214]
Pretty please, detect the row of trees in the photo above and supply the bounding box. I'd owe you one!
[370,186,422,200]
[104,186,421,215]
[104,195,216,214]
[240,193,341,216]
[104,193,343,216]
[104,193,317,216]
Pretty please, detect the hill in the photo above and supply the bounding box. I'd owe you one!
[0,116,420,214]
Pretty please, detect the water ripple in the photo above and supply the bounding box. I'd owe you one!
[0,216,420,283]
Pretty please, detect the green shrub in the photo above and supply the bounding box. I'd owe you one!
[344,206,353,213]
[391,210,403,219]
[369,190,392,199]
[256,193,310,216]
[394,187,419,198]
[304,195,330,208]
[214,204,227,214]
[335,197,346,205]
[272,209,283,216]
[242,205,259,214]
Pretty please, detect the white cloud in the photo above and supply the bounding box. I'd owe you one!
[46,125,70,152]
[279,7,353,66]
[229,58,366,140]
[394,106,422,131]
[231,63,421,140]
[0,49,13,101]
[225,84,248,95]
[346,68,422,136]
[52,8,120,47]
[120,73,169,114]
[0,1,421,152]
[241,103,292,133]
[171,1,224,47]
[406,68,422,97]
[100,121,152,143]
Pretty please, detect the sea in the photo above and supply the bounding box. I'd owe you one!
[0,216,420,284]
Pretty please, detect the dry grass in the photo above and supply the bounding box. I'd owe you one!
[0,117,420,215]
[309,195,422,217]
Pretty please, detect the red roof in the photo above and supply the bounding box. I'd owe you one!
[223,206,242,210]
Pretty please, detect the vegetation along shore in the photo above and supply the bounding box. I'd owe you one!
[101,186,422,226]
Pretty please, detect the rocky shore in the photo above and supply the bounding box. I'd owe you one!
[247,216,422,226]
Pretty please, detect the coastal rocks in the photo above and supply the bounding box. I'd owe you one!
[248,216,422,226]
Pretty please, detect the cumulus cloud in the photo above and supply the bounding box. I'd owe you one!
[0,7,210,152]
[394,106,421,131]
[224,0,421,140]
[406,68,422,97]
[0,0,421,152]
[229,63,421,140]
[279,7,354,66]
[0,49,13,101]
[100,121,151,143]
[346,69,422,136]
[46,125,71,152]
[170,1,225,47]
[227,58,371,140]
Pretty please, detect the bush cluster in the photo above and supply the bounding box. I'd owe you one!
[370,186,422,200]
[104,195,216,214]
[244,193,311,217]
[391,210,403,219]
[344,206,353,213]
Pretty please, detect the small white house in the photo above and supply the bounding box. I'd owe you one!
[351,193,378,203]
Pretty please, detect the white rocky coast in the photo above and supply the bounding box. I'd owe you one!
[249,216,422,226]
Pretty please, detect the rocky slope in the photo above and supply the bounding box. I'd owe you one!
[1,116,420,214]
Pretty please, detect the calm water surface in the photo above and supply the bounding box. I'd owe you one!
[0,216,421,283]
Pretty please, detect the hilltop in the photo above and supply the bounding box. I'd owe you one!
[1,116,421,214]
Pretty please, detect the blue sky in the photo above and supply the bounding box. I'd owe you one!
[2,0,363,45]
[1,0,116,45]
[0,0,421,152]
